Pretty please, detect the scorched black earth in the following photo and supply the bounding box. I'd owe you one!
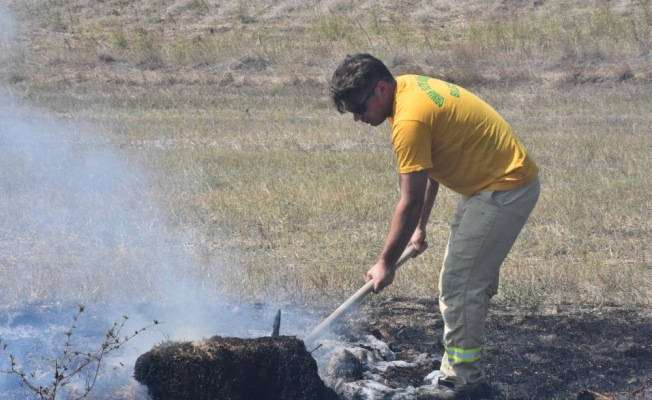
[327,297,652,399]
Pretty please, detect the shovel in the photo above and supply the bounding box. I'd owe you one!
[303,245,417,346]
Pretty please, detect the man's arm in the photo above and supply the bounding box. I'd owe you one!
[409,177,439,257]
[366,169,429,293]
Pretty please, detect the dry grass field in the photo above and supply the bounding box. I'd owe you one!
[0,0,651,309]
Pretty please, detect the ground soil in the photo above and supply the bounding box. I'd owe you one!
[328,297,652,400]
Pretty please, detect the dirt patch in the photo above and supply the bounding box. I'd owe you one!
[134,335,339,400]
[327,298,652,399]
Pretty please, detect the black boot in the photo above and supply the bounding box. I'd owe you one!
[417,381,492,400]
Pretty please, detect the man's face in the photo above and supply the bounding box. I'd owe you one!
[345,80,392,126]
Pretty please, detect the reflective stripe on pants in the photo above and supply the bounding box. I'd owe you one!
[445,345,483,363]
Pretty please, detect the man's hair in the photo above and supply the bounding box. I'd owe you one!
[330,53,394,114]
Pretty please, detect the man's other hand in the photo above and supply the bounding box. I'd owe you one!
[409,229,428,257]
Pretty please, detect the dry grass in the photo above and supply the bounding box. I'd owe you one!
[0,0,650,308]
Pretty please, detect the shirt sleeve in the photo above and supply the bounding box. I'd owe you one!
[391,120,433,174]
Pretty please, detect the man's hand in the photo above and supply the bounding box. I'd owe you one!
[366,260,395,294]
[409,229,428,257]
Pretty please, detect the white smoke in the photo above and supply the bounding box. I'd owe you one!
[0,7,18,41]
[0,94,168,305]
[0,10,317,398]
[0,92,315,397]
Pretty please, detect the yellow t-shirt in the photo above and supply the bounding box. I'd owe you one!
[388,75,539,196]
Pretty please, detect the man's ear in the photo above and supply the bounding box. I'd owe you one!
[378,80,390,97]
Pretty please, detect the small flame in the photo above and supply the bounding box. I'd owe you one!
[69,383,77,400]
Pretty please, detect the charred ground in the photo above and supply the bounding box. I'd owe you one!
[329,298,652,399]
[1,299,651,400]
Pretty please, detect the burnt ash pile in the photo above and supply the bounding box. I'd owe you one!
[315,336,441,399]
[134,335,340,400]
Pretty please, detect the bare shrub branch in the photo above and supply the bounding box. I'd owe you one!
[0,305,161,400]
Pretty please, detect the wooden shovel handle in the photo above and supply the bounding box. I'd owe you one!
[303,245,417,346]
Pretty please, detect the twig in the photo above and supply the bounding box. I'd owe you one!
[588,390,616,400]
[355,18,375,51]
[424,33,434,53]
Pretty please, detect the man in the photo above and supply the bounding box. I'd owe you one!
[330,54,540,400]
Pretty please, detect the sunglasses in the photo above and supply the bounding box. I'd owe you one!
[345,77,387,114]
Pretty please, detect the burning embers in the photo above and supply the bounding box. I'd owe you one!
[133,335,339,400]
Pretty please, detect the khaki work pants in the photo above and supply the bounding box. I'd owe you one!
[439,177,540,391]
